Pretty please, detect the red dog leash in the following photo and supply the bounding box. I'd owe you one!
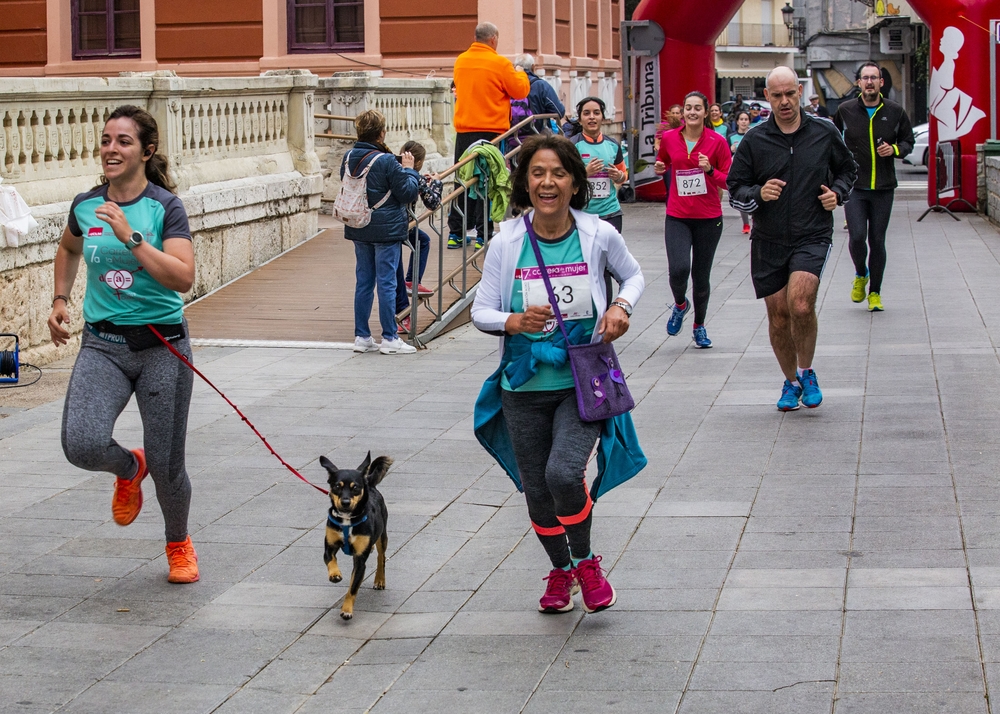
[148,325,329,495]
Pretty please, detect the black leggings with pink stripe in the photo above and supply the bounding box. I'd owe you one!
[501,388,601,569]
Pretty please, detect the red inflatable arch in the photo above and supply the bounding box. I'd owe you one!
[909,0,999,210]
[633,0,1000,209]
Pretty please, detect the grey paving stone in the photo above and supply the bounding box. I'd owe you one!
[211,688,310,714]
[687,660,837,691]
[370,688,529,714]
[838,661,985,693]
[523,690,683,714]
[104,627,296,685]
[717,586,843,611]
[57,681,234,714]
[698,634,840,663]
[709,610,844,636]
[538,658,692,691]
[846,586,972,610]
[833,692,988,714]
[676,689,834,714]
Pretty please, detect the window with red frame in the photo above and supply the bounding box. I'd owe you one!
[73,0,141,59]
[288,0,364,53]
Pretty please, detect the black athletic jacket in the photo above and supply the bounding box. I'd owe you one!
[728,110,857,246]
[834,95,914,191]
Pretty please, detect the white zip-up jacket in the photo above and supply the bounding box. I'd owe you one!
[472,209,644,350]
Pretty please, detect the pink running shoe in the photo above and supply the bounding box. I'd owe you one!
[574,555,616,613]
[538,567,577,613]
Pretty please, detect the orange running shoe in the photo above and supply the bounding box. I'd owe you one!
[166,536,200,583]
[112,448,148,526]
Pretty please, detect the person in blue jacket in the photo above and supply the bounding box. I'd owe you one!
[472,135,646,616]
[342,110,420,355]
[514,54,566,135]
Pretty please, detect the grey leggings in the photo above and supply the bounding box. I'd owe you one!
[62,326,193,543]
[501,388,602,569]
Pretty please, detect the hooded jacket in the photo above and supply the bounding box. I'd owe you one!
[340,142,420,244]
[727,110,857,246]
[834,94,915,191]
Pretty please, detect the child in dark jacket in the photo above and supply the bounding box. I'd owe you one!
[395,140,444,333]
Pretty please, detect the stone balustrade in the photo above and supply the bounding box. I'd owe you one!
[314,74,455,204]
[0,71,323,365]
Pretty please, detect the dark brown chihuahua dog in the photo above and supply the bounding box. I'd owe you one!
[320,452,391,620]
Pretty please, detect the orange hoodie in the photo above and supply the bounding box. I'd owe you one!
[453,42,530,134]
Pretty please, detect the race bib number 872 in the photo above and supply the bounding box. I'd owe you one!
[675,168,707,197]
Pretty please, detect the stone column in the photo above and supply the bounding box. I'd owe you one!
[266,70,323,177]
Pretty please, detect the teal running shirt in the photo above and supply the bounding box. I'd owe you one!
[571,134,626,220]
[502,227,597,392]
[68,182,191,326]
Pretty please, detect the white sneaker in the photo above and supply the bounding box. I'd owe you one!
[379,337,416,355]
[353,336,378,353]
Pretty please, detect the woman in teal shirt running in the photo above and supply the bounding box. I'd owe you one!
[570,97,628,233]
[48,105,200,585]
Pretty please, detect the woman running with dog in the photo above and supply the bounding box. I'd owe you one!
[654,90,732,348]
[47,105,199,584]
[472,135,646,614]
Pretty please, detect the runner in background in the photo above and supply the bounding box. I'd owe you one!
[709,103,729,142]
[654,104,683,208]
[653,91,732,348]
[728,110,753,234]
[571,96,628,306]
[571,97,628,234]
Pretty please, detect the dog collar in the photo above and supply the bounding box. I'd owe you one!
[328,512,368,555]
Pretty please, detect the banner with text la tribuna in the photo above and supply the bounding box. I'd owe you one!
[633,54,661,188]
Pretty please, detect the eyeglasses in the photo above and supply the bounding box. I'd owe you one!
[860,75,881,82]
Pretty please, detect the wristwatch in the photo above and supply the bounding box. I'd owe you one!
[126,231,144,250]
[610,300,632,317]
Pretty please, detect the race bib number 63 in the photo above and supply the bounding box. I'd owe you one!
[520,263,593,320]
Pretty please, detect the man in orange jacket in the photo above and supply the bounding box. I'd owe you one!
[448,22,530,249]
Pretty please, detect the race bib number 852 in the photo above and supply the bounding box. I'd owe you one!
[588,176,611,200]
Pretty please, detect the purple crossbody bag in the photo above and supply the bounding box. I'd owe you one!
[523,218,635,422]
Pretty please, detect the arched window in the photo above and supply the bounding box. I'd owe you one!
[287,0,364,53]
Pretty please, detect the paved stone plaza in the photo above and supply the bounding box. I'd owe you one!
[3,197,1000,713]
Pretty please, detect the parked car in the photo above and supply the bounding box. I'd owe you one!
[903,123,929,167]
[721,100,771,122]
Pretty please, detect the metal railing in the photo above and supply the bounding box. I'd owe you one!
[314,113,357,141]
[398,113,560,346]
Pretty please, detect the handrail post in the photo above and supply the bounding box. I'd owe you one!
[408,205,419,343]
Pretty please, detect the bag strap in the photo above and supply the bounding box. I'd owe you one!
[349,150,393,209]
[522,215,572,344]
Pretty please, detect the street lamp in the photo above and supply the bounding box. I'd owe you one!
[781,2,806,48]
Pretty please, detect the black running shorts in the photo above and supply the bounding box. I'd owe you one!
[751,239,832,299]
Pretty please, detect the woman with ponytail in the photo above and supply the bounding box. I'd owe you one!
[47,105,200,584]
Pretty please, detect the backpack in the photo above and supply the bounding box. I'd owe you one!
[509,96,535,147]
[332,150,391,229]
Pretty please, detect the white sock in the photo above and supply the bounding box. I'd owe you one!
[797,367,810,379]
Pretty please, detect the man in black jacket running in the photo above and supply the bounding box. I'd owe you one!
[834,62,915,312]
[729,66,857,412]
